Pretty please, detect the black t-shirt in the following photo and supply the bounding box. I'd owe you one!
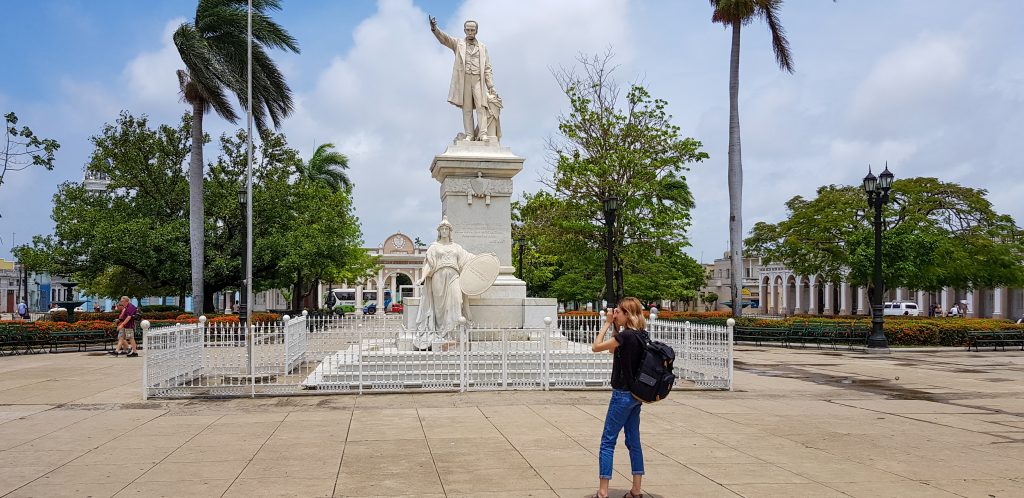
[610,328,646,390]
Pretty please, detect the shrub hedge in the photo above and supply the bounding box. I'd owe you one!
[657,315,1024,347]
[0,313,284,344]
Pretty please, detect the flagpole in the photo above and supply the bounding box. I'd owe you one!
[245,0,254,383]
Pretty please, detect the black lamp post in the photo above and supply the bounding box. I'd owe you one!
[602,196,619,308]
[516,236,526,281]
[863,163,894,351]
[237,187,248,328]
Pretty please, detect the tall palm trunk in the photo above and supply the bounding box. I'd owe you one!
[728,23,744,318]
[189,101,205,316]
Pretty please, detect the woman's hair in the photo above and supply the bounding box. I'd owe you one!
[617,297,646,330]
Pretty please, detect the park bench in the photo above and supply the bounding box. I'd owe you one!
[787,321,835,349]
[47,330,113,353]
[733,326,787,346]
[966,330,1024,352]
[830,323,869,349]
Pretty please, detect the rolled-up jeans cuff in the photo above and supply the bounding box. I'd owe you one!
[599,474,612,480]
[632,471,645,476]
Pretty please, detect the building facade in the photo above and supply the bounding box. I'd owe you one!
[700,252,763,312]
[758,265,1024,320]
[249,232,426,313]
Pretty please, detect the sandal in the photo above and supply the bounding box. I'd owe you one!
[623,492,643,498]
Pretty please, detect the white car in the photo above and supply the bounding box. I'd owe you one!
[883,301,920,316]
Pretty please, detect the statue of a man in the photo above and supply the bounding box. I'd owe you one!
[414,217,475,349]
[429,16,499,142]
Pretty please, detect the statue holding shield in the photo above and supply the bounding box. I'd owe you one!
[413,217,499,349]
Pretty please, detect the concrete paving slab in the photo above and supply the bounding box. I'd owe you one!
[725,482,850,497]
[0,347,1021,495]
[114,478,233,497]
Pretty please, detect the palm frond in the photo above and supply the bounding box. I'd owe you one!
[176,0,297,129]
[757,0,794,73]
[174,24,240,122]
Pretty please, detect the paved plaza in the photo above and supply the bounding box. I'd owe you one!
[0,347,1021,497]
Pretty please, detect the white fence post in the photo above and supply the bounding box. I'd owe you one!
[458,316,467,392]
[141,320,151,400]
[726,318,735,391]
[543,316,551,391]
[357,322,364,394]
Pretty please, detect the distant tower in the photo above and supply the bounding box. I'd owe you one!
[82,166,110,192]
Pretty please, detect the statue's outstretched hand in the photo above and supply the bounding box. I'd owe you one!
[429,15,437,31]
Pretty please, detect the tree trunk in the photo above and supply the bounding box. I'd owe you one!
[202,289,214,315]
[189,101,205,316]
[728,23,744,318]
[292,269,302,311]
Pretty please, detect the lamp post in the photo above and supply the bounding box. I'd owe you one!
[516,236,526,281]
[862,163,894,351]
[602,196,619,308]
[237,187,248,329]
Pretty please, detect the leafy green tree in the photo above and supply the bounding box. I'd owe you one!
[746,178,1024,292]
[523,53,707,304]
[174,0,300,314]
[297,143,350,191]
[710,0,795,317]
[15,113,371,311]
[15,112,192,298]
[2,112,60,218]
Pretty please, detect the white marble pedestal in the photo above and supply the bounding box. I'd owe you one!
[399,139,557,349]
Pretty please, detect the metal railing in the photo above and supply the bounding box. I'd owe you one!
[142,313,733,399]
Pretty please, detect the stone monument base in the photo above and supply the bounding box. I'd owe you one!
[399,296,558,351]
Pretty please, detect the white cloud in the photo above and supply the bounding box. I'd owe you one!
[849,34,968,128]
[123,18,187,113]
[285,0,633,246]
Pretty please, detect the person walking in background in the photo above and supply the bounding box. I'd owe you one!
[17,301,28,320]
[591,297,648,498]
[115,296,138,357]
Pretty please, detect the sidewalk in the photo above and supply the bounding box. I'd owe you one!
[0,347,1020,497]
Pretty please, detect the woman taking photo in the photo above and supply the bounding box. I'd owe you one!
[591,297,647,498]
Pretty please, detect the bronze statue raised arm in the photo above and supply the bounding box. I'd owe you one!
[429,15,500,142]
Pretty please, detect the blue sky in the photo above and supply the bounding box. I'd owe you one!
[2,0,1023,267]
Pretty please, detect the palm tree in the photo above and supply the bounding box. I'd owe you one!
[174,0,299,315]
[710,0,793,317]
[297,143,350,191]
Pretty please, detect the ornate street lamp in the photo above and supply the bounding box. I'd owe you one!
[237,187,249,328]
[863,163,894,351]
[603,196,620,308]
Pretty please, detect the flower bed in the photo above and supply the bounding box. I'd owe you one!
[0,313,284,351]
[686,315,1024,347]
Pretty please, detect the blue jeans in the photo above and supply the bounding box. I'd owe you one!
[599,389,644,480]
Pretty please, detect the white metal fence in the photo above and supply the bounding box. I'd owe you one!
[142,312,732,399]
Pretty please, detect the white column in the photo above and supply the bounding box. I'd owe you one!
[993,287,1003,318]
[895,287,903,301]
[857,287,866,315]
[824,283,834,315]
[355,286,363,313]
[770,281,777,315]
[781,280,789,315]
[376,271,385,314]
[390,274,398,304]
[916,290,924,308]
[809,281,818,315]
[794,280,802,314]
[839,280,849,315]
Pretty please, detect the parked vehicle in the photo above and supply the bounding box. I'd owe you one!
[883,301,920,316]
[390,303,404,313]
[362,303,377,315]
